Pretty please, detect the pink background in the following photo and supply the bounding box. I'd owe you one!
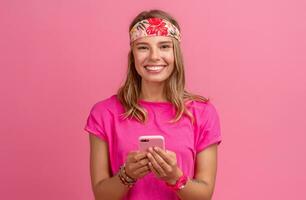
[1,0,305,199]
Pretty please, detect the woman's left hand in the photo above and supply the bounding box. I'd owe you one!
[147,147,183,185]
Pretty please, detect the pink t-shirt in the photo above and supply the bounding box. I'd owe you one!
[84,95,221,200]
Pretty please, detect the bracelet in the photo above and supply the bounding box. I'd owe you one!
[118,172,134,188]
[166,174,189,191]
[121,164,136,183]
[118,164,137,188]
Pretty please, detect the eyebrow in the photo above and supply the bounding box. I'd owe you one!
[135,41,173,46]
[159,41,173,45]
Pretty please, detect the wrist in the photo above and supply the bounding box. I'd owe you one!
[166,169,183,185]
[118,164,137,188]
[166,171,189,191]
[166,174,188,191]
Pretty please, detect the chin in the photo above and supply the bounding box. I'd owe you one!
[143,77,168,83]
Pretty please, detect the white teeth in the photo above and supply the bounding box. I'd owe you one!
[145,66,164,71]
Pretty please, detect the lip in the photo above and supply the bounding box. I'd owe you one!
[145,65,166,67]
[144,65,166,73]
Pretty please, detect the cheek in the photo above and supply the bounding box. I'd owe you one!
[133,55,147,74]
[163,52,174,63]
[134,53,147,66]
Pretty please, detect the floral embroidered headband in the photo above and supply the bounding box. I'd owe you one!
[129,17,181,44]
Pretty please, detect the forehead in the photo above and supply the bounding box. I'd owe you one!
[133,36,173,45]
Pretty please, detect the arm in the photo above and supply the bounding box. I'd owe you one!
[147,144,218,200]
[176,144,218,200]
[89,134,129,200]
[89,134,150,200]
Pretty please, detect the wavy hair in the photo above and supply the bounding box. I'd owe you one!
[117,9,209,124]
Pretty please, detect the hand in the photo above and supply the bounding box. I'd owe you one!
[147,147,183,185]
[124,151,151,180]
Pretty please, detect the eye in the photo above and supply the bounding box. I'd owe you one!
[161,45,171,49]
[137,46,148,50]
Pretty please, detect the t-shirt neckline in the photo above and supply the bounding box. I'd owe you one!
[138,99,173,106]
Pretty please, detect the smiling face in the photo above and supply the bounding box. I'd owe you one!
[131,36,175,86]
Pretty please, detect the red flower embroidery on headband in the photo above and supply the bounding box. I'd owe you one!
[146,18,168,36]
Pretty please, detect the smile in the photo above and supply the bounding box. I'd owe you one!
[145,65,166,72]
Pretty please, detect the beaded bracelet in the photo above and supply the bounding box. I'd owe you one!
[118,164,136,188]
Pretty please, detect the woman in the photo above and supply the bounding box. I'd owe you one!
[85,9,222,200]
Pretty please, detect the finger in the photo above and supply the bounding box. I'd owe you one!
[126,158,149,174]
[128,152,147,163]
[126,151,140,162]
[128,165,150,180]
[147,152,166,177]
[136,158,149,168]
[124,161,141,178]
[128,151,139,156]
[134,153,148,162]
[134,164,150,175]
[149,148,172,172]
[138,169,151,178]
[153,147,176,166]
[135,152,147,160]
[148,161,161,177]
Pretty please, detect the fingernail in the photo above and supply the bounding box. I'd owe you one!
[154,147,159,151]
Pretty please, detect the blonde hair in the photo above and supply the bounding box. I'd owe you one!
[117,9,209,124]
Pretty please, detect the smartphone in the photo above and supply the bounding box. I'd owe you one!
[138,135,165,152]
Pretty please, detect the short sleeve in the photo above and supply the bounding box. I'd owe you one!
[195,102,222,153]
[84,102,109,142]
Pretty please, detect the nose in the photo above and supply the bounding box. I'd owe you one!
[149,47,160,61]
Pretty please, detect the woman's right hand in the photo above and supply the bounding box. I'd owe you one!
[124,151,151,180]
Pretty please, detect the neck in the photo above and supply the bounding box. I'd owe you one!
[140,80,167,102]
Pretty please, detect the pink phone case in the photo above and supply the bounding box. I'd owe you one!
[139,135,165,151]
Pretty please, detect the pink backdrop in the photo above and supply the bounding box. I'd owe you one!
[1,0,305,199]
